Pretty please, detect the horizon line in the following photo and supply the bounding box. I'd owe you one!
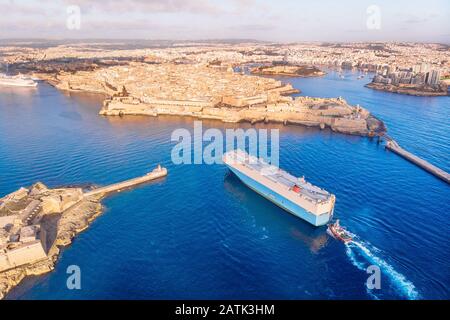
[0,38,449,46]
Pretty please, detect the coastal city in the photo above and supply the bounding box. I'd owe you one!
[0,0,449,307]
[368,62,447,96]
[0,39,448,300]
[2,41,449,98]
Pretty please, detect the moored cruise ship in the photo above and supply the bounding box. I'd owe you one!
[223,150,335,226]
[0,74,37,87]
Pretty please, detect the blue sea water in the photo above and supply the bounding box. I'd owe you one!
[0,69,449,299]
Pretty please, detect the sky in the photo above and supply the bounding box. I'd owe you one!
[1,0,449,43]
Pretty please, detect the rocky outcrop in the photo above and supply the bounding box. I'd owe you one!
[365,82,448,96]
[0,166,166,299]
[0,185,103,299]
[0,254,53,300]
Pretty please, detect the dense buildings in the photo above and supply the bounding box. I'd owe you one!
[1,41,449,78]
[373,64,442,86]
[367,62,448,96]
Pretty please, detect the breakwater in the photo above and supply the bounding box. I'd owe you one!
[385,140,450,184]
[84,165,168,197]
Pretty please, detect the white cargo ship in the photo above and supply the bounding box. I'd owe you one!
[0,74,37,87]
[223,150,335,226]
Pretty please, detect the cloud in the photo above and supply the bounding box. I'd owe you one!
[402,13,440,24]
[0,0,57,16]
[61,0,223,14]
[229,24,274,32]
[84,19,159,31]
[0,1,448,42]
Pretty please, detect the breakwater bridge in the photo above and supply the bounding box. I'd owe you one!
[84,165,168,197]
[381,135,449,184]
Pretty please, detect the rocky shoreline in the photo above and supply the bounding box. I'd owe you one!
[98,95,385,136]
[365,82,449,96]
[0,184,103,299]
[0,166,167,299]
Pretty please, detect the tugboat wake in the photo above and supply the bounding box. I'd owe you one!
[329,222,420,300]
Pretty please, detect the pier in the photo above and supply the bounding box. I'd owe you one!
[385,139,450,184]
[84,165,168,197]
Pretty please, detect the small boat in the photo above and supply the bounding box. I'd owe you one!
[327,219,352,243]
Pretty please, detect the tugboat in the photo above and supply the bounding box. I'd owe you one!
[327,219,352,243]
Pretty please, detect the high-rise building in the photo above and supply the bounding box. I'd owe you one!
[420,63,430,74]
[425,72,430,85]
[429,70,441,85]
[412,64,421,73]
[391,73,400,85]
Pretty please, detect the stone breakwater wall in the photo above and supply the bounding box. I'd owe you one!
[85,166,168,197]
[386,140,450,184]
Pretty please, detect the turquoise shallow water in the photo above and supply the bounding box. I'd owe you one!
[0,69,449,299]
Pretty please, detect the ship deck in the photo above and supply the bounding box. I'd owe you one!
[227,150,332,204]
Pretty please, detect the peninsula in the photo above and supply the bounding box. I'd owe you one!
[33,62,384,136]
[0,165,167,299]
[250,64,326,77]
[0,41,395,137]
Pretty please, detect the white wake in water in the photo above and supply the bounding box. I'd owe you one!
[344,234,420,300]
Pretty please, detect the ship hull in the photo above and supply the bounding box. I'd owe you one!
[227,166,331,226]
